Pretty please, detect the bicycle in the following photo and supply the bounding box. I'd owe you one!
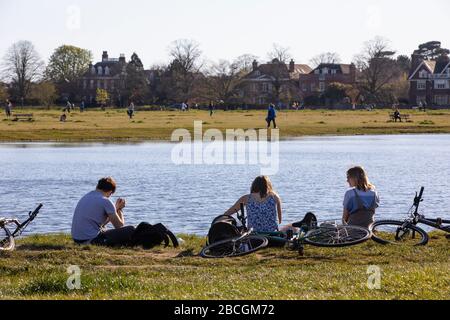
[200,205,372,258]
[371,187,450,246]
[0,204,43,251]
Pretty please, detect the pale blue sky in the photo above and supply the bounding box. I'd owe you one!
[0,0,449,67]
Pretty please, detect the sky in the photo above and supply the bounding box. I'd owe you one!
[0,0,449,68]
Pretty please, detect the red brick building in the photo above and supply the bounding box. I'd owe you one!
[78,51,127,106]
[408,53,450,107]
[238,59,312,106]
[298,63,357,99]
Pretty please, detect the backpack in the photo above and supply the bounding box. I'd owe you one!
[130,222,179,249]
[207,215,241,245]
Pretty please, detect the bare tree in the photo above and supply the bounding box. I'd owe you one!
[310,52,341,68]
[233,54,259,73]
[165,39,203,102]
[168,39,203,74]
[267,43,292,63]
[201,59,243,104]
[2,41,44,102]
[354,36,401,104]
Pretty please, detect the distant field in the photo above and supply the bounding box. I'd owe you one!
[1,108,450,142]
[0,233,448,299]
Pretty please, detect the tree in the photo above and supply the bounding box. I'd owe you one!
[45,45,92,83]
[310,52,341,68]
[164,39,204,102]
[96,88,109,107]
[396,55,411,73]
[233,54,259,73]
[354,37,402,104]
[30,81,57,108]
[201,59,243,104]
[414,41,450,60]
[267,43,291,63]
[0,84,8,102]
[1,41,44,102]
[123,52,149,105]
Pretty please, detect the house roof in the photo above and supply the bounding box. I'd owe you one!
[243,62,312,81]
[310,63,353,75]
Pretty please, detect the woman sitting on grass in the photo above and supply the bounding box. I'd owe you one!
[224,176,282,233]
[343,166,380,229]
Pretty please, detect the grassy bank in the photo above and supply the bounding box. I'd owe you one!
[0,233,448,300]
[1,108,450,141]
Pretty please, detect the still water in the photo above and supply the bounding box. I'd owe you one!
[1,134,449,236]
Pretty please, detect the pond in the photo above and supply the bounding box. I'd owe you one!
[1,134,449,236]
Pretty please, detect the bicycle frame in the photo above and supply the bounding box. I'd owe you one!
[2,204,43,238]
[406,187,449,232]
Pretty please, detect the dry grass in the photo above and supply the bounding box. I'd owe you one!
[1,108,450,141]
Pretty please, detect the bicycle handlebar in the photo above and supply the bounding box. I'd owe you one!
[417,187,425,201]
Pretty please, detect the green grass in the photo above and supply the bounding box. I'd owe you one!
[0,233,448,300]
[2,108,450,142]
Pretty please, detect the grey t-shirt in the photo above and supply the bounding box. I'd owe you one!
[71,191,116,241]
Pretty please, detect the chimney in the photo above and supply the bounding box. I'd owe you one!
[252,60,258,71]
[350,63,356,82]
[102,51,108,62]
[119,54,126,64]
[289,59,295,73]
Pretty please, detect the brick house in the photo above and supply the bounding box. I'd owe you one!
[298,63,357,99]
[238,59,312,106]
[408,53,450,107]
[78,51,127,106]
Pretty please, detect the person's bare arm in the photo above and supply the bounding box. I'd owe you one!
[342,208,350,225]
[109,209,125,229]
[274,194,282,224]
[224,195,248,216]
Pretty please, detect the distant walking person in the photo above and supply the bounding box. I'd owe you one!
[65,100,72,113]
[5,99,12,118]
[266,104,277,129]
[181,102,187,112]
[208,101,214,117]
[127,102,135,119]
[80,100,85,113]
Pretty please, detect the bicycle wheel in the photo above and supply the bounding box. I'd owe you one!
[305,225,371,247]
[200,235,268,258]
[0,225,15,251]
[371,220,428,246]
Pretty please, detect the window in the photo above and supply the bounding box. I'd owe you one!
[90,80,94,89]
[83,80,87,90]
[97,66,103,75]
[416,96,426,105]
[314,69,320,74]
[417,81,426,90]
[104,80,108,90]
[91,66,96,75]
[319,82,326,92]
[302,83,307,92]
[97,80,101,89]
[435,80,447,89]
[331,69,337,74]
[105,66,110,75]
[419,70,428,78]
[311,83,316,91]
[262,83,269,92]
[434,95,448,106]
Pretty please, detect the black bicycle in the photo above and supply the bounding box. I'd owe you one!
[372,187,450,246]
[0,204,43,251]
[200,205,372,258]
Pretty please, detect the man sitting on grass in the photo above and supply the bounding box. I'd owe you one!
[71,177,135,246]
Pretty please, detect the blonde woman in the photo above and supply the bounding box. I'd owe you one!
[224,176,282,233]
[343,166,380,229]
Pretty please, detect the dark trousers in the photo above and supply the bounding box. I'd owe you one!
[267,118,277,128]
[89,226,136,247]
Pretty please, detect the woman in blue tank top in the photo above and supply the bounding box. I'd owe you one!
[224,176,282,233]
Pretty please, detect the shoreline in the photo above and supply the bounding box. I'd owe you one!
[1,131,450,144]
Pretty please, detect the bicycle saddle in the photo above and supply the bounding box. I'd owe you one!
[292,212,318,229]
